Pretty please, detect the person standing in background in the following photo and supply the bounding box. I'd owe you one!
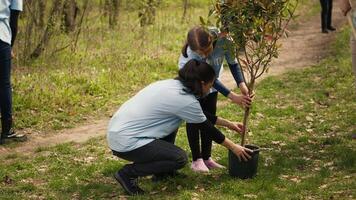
[0,0,26,145]
[320,0,336,33]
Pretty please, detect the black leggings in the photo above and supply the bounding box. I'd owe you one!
[112,130,188,178]
[186,92,218,161]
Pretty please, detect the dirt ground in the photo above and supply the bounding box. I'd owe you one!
[0,2,347,156]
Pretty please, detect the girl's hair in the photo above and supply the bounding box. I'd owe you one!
[176,59,216,97]
[181,26,213,58]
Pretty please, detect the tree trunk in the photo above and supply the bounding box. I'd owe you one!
[37,0,46,27]
[241,80,255,146]
[182,0,188,22]
[63,0,78,32]
[104,0,120,28]
[30,0,63,59]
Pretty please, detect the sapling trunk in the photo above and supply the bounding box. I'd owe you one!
[241,80,255,146]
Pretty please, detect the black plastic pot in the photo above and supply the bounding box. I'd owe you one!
[228,144,260,179]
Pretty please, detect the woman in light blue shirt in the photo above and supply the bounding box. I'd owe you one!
[178,26,253,172]
[0,0,25,145]
[108,60,252,195]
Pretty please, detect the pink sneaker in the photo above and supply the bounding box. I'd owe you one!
[191,158,209,173]
[204,158,225,169]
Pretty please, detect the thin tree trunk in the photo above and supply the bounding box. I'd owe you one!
[109,0,120,28]
[182,0,188,22]
[30,0,63,59]
[72,0,89,52]
[241,80,255,146]
[38,0,46,27]
[63,0,78,32]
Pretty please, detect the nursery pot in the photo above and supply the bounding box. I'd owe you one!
[228,144,260,179]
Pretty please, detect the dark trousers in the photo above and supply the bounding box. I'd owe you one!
[0,40,12,123]
[186,92,218,161]
[112,130,187,178]
[320,0,333,30]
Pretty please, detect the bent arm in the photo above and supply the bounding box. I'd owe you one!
[10,10,20,47]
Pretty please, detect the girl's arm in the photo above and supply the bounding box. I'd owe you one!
[228,63,249,95]
[213,79,251,107]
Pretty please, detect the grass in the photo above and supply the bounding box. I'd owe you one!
[1,21,355,200]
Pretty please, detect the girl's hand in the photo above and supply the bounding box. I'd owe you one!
[231,144,252,162]
[228,92,252,108]
[239,82,249,96]
[227,122,245,134]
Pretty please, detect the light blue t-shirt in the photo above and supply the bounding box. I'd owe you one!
[0,0,23,45]
[107,79,207,152]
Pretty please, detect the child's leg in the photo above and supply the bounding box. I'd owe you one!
[186,123,201,161]
[200,92,218,160]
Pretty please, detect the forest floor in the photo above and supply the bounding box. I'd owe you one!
[0,2,347,156]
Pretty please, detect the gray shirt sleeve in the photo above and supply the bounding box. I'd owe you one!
[176,101,207,123]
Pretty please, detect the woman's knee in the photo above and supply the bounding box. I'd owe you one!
[174,149,188,169]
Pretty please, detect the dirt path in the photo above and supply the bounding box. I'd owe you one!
[0,3,347,156]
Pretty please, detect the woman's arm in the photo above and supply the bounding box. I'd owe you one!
[215,117,244,134]
[193,120,252,161]
[10,10,20,47]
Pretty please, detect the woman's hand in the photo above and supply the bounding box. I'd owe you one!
[227,122,245,135]
[228,91,252,108]
[231,144,252,162]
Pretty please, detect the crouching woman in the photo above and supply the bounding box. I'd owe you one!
[107,59,252,195]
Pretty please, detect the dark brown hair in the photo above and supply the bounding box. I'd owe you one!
[176,59,216,97]
[181,26,213,58]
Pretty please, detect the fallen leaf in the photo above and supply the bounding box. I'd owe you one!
[319,184,328,189]
[192,192,199,197]
[290,177,301,183]
[149,191,159,195]
[256,113,264,118]
[306,116,314,122]
[306,129,313,133]
[199,187,205,192]
[271,141,281,145]
[243,194,258,198]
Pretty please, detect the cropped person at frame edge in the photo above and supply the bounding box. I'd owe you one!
[0,0,26,145]
[340,0,356,91]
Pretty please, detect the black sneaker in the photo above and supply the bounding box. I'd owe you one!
[4,129,27,142]
[321,29,328,34]
[114,170,144,195]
